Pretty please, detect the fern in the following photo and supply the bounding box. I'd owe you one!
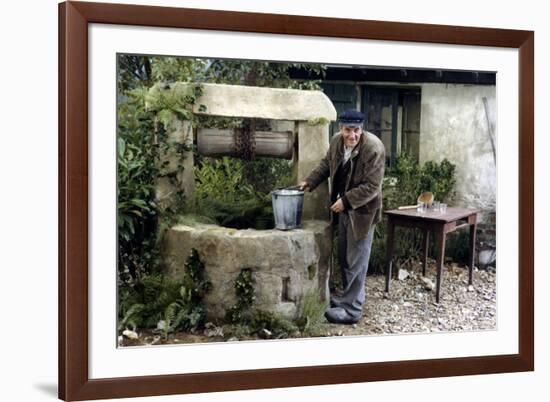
[118,303,146,331]
[172,306,191,332]
[117,250,210,335]
[159,302,181,339]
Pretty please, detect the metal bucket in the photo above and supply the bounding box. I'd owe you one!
[271,189,304,230]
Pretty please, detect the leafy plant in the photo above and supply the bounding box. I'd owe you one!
[118,273,182,330]
[150,57,209,84]
[225,268,256,324]
[181,249,213,309]
[240,156,293,195]
[117,60,206,285]
[295,290,329,336]
[195,157,255,203]
[205,60,326,89]
[222,323,253,340]
[224,269,310,339]
[194,157,276,229]
[156,288,207,340]
[118,303,146,332]
[118,249,211,337]
[145,82,204,127]
[250,310,299,339]
[117,89,160,283]
[157,297,196,340]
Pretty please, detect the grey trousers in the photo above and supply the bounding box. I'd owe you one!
[336,213,375,319]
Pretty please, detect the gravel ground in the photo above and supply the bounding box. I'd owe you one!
[120,260,496,347]
[329,260,496,337]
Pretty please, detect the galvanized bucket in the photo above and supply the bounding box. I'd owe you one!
[271,189,304,230]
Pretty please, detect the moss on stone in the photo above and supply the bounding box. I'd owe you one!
[307,264,317,280]
[307,116,330,126]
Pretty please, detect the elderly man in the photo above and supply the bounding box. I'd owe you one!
[299,109,385,324]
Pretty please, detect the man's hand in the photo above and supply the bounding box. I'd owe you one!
[298,181,310,191]
[330,198,345,213]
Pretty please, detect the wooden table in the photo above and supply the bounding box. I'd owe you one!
[384,207,480,303]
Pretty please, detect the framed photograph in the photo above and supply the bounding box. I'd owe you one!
[59,1,534,400]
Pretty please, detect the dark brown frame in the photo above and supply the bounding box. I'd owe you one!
[59,1,534,400]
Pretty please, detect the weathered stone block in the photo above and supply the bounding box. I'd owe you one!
[162,220,332,321]
[165,82,337,122]
[293,122,330,221]
[155,118,194,211]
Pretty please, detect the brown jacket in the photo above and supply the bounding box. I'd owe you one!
[304,131,385,240]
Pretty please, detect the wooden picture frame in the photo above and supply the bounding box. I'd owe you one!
[59,1,534,400]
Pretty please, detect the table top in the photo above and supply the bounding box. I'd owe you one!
[384,207,479,223]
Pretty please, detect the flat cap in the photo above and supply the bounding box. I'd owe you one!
[338,109,365,125]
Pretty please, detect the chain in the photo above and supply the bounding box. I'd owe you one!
[234,119,256,160]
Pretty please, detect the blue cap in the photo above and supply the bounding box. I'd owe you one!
[338,109,365,126]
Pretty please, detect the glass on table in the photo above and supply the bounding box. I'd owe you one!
[439,203,447,213]
[432,201,440,212]
[417,202,427,213]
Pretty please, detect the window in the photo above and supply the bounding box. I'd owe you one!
[363,86,421,167]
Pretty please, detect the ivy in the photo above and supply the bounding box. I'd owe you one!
[224,268,301,339]
[225,268,255,324]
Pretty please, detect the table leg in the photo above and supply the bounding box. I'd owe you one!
[385,219,395,293]
[469,223,477,286]
[423,229,429,276]
[435,228,446,304]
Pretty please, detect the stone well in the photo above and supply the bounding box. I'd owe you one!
[154,82,337,321]
[162,220,332,321]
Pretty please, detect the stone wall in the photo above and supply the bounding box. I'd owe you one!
[162,220,332,321]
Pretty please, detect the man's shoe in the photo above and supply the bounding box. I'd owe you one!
[330,297,343,308]
[324,307,360,325]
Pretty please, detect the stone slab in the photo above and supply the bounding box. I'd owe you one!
[153,82,337,122]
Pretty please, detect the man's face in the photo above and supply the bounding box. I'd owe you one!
[341,124,363,148]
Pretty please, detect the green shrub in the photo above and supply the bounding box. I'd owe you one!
[369,154,457,273]
[240,156,293,195]
[118,273,182,330]
[117,90,160,283]
[384,154,456,209]
[222,324,252,340]
[118,249,211,336]
[224,271,323,339]
[250,310,299,339]
[195,156,256,205]
[194,156,278,229]
[295,291,328,336]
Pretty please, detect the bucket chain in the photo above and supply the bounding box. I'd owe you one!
[234,119,256,160]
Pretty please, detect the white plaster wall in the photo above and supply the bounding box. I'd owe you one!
[419,84,496,213]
